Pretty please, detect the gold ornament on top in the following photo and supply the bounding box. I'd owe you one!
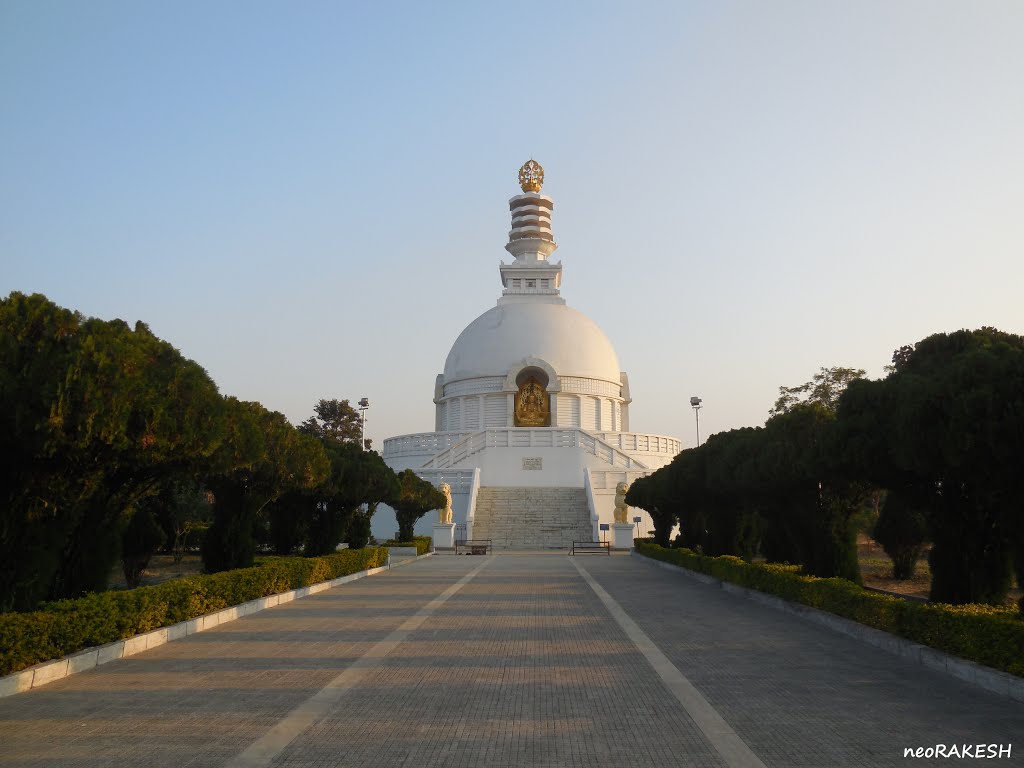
[518,159,544,192]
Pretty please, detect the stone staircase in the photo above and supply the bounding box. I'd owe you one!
[470,487,594,549]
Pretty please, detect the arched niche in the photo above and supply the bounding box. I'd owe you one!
[507,361,557,427]
[503,357,560,392]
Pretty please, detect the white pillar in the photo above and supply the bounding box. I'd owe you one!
[433,523,456,549]
[612,523,635,550]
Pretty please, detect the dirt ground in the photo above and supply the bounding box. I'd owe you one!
[858,533,1022,607]
[857,533,934,599]
[108,554,204,590]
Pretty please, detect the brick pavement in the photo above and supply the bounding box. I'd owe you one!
[0,553,1020,767]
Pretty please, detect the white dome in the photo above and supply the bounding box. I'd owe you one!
[443,302,621,383]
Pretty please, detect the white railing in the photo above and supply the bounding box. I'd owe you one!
[419,431,487,469]
[592,432,681,456]
[583,468,600,540]
[420,428,650,471]
[412,468,477,495]
[586,468,655,491]
[386,429,681,462]
[464,467,481,540]
[383,431,475,459]
[578,431,650,470]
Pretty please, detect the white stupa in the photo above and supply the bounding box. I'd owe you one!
[377,161,679,547]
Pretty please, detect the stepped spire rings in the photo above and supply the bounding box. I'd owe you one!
[518,159,544,192]
[514,376,550,427]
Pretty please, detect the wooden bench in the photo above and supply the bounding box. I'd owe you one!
[456,539,492,555]
[570,541,610,555]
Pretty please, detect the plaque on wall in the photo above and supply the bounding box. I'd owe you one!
[522,457,543,470]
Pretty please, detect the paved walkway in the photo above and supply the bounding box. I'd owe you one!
[1,554,1021,767]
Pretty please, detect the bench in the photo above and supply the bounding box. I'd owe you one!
[570,541,610,555]
[456,539,492,555]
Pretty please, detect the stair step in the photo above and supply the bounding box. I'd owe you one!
[471,486,592,549]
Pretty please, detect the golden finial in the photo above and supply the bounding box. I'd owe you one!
[518,159,544,192]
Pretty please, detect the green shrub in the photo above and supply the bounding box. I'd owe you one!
[635,542,1024,678]
[378,536,432,556]
[0,547,388,677]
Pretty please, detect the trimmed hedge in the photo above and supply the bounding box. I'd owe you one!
[635,541,1024,678]
[0,547,388,677]
[379,536,433,555]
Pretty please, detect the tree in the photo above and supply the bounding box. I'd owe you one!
[299,398,368,449]
[749,404,866,582]
[0,293,84,610]
[300,440,399,555]
[153,480,213,563]
[770,366,866,417]
[322,445,398,552]
[202,399,328,572]
[0,293,226,608]
[836,328,1024,605]
[121,506,165,588]
[281,400,400,556]
[266,492,308,555]
[699,428,762,559]
[390,470,446,541]
[663,449,709,552]
[872,488,928,580]
[626,472,678,547]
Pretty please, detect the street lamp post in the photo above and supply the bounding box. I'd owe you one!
[690,396,702,447]
[358,397,369,449]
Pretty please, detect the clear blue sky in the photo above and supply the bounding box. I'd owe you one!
[3,1,1022,449]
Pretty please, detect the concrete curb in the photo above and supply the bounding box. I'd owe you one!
[642,556,1024,704]
[0,551,434,699]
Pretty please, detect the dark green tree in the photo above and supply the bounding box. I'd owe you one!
[770,365,866,416]
[755,404,865,582]
[296,440,398,556]
[153,481,213,564]
[272,399,401,557]
[0,293,84,610]
[390,470,446,542]
[0,293,226,608]
[121,505,165,588]
[323,445,398,552]
[663,449,708,552]
[299,398,368,448]
[266,492,308,555]
[700,428,762,559]
[202,399,328,572]
[837,328,1024,605]
[872,488,928,580]
[626,472,678,547]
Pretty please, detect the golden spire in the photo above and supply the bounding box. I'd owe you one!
[518,159,544,192]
